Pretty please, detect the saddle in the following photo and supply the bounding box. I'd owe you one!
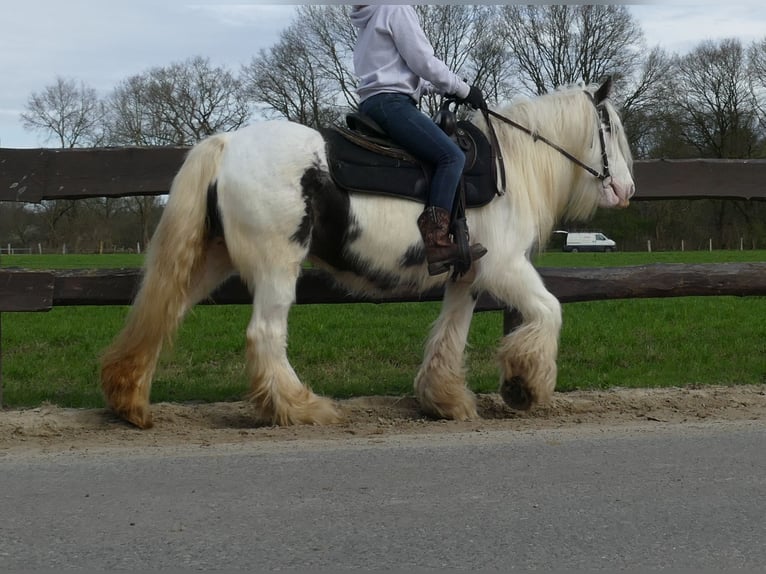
[320,107,502,209]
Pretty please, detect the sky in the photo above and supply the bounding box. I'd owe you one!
[1,1,765,148]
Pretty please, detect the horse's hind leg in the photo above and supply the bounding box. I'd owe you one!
[490,257,562,410]
[101,239,234,428]
[183,239,237,310]
[243,262,341,426]
[414,278,478,420]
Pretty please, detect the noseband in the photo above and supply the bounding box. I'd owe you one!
[484,90,613,189]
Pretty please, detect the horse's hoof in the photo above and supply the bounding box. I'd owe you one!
[500,375,533,411]
[310,400,344,425]
[422,400,478,422]
[256,394,343,426]
[113,404,154,429]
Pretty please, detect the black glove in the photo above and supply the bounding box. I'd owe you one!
[459,85,487,111]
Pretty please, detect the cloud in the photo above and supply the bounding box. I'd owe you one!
[0,2,297,147]
[186,4,296,28]
[3,2,765,148]
[633,4,766,53]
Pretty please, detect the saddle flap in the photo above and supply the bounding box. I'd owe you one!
[323,118,501,209]
[322,126,428,202]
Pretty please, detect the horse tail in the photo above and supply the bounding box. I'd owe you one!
[100,134,227,428]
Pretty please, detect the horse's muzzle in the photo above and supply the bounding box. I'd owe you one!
[601,178,634,208]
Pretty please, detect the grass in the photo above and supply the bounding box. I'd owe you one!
[537,249,766,267]
[1,253,144,269]
[1,250,764,408]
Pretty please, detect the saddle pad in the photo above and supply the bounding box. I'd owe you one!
[321,121,500,208]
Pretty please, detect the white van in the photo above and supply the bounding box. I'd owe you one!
[560,231,616,252]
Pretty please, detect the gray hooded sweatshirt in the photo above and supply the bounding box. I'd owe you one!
[350,5,470,103]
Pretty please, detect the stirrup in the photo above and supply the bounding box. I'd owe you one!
[450,217,475,278]
[428,244,487,276]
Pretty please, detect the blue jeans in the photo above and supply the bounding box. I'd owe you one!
[360,93,464,212]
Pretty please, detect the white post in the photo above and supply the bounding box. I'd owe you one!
[62,244,67,255]
[38,243,42,254]
[681,239,685,252]
[6,244,10,255]
[137,242,141,254]
[709,238,713,252]
[740,237,744,251]
[647,239,652,253]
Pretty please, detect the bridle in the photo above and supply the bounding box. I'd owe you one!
[480,90,614,196]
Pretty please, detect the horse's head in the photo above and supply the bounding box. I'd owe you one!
[588,77,635,209]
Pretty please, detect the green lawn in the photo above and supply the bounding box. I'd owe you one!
[1,251,764,408]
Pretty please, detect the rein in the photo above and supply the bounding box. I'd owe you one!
[483,92,612,186]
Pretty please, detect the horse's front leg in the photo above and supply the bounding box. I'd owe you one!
[244,263,342,426]
[414,278,478,420]
[490,259,562,410]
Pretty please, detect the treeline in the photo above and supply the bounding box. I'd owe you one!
[2,5,766,253]
[588,199,766,252]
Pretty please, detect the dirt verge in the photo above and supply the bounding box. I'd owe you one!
[2,384,765,455]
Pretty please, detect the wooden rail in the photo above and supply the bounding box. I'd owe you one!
[2,263,765,313]
[2,147,766,201]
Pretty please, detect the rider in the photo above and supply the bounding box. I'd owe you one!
[350,5,488,275]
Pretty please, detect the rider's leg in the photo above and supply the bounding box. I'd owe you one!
[360,94,486,275]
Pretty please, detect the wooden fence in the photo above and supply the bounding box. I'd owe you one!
[2,147,766,405]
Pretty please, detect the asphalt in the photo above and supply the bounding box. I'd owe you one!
[1,420,765,571]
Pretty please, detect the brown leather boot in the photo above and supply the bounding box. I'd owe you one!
[417,207,487,276]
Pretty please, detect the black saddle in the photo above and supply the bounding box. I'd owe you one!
[321,109,502,209]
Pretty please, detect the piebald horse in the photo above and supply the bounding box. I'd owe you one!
[101,79,634,428]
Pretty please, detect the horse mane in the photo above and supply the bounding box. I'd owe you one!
[474,84,627,250]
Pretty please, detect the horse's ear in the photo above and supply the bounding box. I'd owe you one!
[594,76,613,103]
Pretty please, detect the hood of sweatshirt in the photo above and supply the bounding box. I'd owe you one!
[349,5,376,28]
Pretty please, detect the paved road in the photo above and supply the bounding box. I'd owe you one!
[2,420,765,571]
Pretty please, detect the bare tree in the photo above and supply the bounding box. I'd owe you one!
[296,5,358,109]
[106,74,178,146]
[0,203,38,247]
[462,8,515,105]
[242,20,341,128]
[416,5,488,80]
[649,38,765,247]
[670,39,759,158]
[105,56,251,146]
[748,37,766,144]
[20,77,106,249]
[103,56,251,247]
[499,5,644,96]
[416,5,509,115]
[21,76,104,147]
[243,6,511,125]
[29,200,77,249]
[619,46,676,158]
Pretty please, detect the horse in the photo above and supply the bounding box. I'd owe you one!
[100,78,634,429]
